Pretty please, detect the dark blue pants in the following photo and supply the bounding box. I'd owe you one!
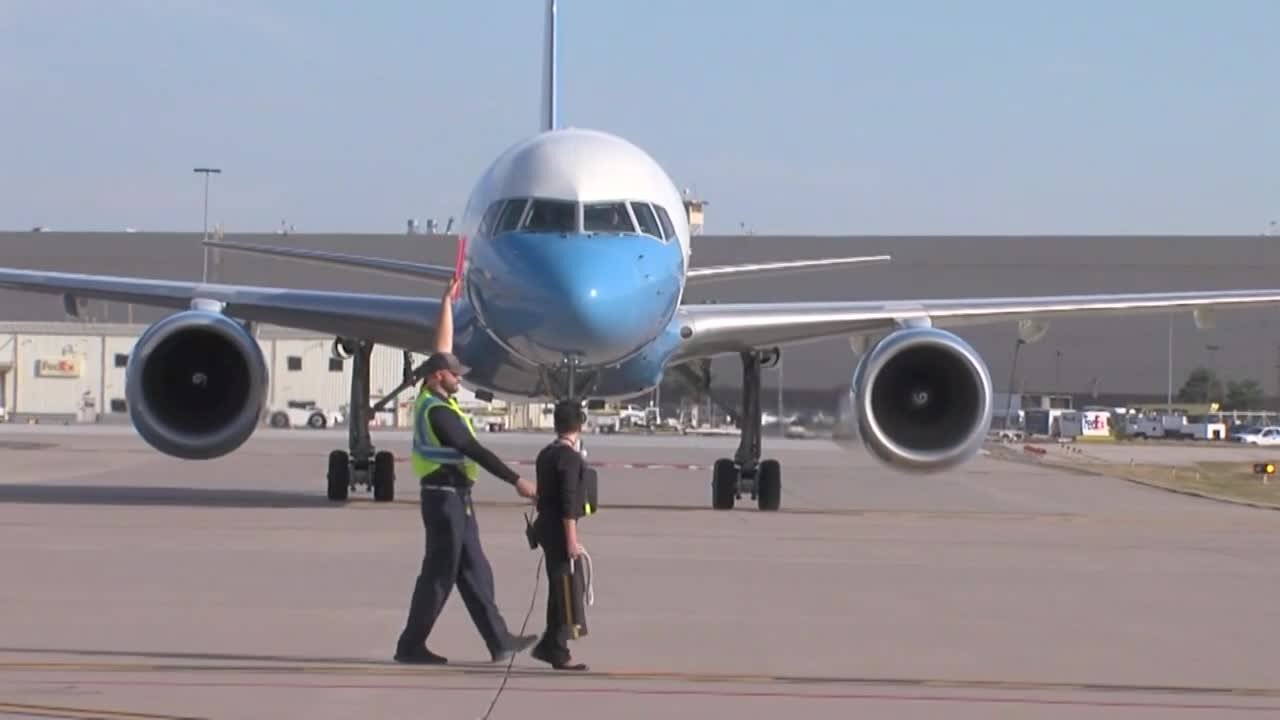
[397,487,512,656]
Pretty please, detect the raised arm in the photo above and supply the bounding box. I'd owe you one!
[433,276,459,353]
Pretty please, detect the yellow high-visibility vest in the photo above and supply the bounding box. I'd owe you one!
[411,390,478,483]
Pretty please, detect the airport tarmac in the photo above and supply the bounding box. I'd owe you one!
[3,426,1280,718]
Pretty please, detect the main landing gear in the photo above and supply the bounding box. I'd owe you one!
[325,339,411,503]
[711,350,782,512]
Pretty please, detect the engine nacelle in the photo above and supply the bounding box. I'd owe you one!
[125,310,269,460]
[836,327,993,471]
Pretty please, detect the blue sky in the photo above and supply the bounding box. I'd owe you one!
[1,0,1277,235]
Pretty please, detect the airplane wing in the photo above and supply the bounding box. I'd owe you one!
[685,255,890,284]
[203,240,457,283]
[671,289,1280,361]
[0,267,440,351]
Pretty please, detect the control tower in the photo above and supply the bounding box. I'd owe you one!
[681,188,707,236]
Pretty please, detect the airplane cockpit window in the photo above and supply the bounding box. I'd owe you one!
[478,201,504,237]
[629,201,664,240]
[523,199,577,233]
[583,202,635,233]
[654,204,678,241]
[494,198,528,235]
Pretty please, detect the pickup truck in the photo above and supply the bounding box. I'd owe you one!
[1234,426,1280,446]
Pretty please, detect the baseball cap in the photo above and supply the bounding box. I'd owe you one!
[423,352,469,376]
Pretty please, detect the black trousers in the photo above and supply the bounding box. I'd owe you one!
[397,487,512,656]
[534,521,586,662]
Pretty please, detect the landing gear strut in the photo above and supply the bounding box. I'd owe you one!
[711,350,782,512]
[326,339,396,503]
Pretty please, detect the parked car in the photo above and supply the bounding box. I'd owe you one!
[267,403,343,429]
[1229,424,1262,442]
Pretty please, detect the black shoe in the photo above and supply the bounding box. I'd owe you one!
[529,643,588,671]
[394,647,448,665]
[490,633,538,663]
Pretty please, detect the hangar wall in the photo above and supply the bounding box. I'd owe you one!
[0,322,532,425]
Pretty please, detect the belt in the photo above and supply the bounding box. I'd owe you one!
[420,480,470,494]
[421,481,475,516]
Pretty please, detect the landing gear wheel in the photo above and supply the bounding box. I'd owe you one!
[711,349,778,512]
[712,458,737,510]
[756,459,781,512]
[327,450,350,501]
[373,450,395,502]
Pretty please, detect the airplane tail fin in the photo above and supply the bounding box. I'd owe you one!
[541,0,558,131]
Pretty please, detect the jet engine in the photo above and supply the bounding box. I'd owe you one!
[837,327,993,471]
[125,309,269,460]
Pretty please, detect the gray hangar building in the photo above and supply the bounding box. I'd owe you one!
[0,230,1278,422]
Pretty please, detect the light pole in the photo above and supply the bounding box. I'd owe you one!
[193,167,221,282]
[1005,338,1026,427]
[1206,343,1222,403]
[1167,315,1174,412]
[776,354,784,428]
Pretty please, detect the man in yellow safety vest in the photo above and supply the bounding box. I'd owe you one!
[394,349,538,665]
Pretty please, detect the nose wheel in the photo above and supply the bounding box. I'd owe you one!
[710,350,783,512]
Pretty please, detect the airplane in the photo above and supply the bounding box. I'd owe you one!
[5,0,1280,512]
